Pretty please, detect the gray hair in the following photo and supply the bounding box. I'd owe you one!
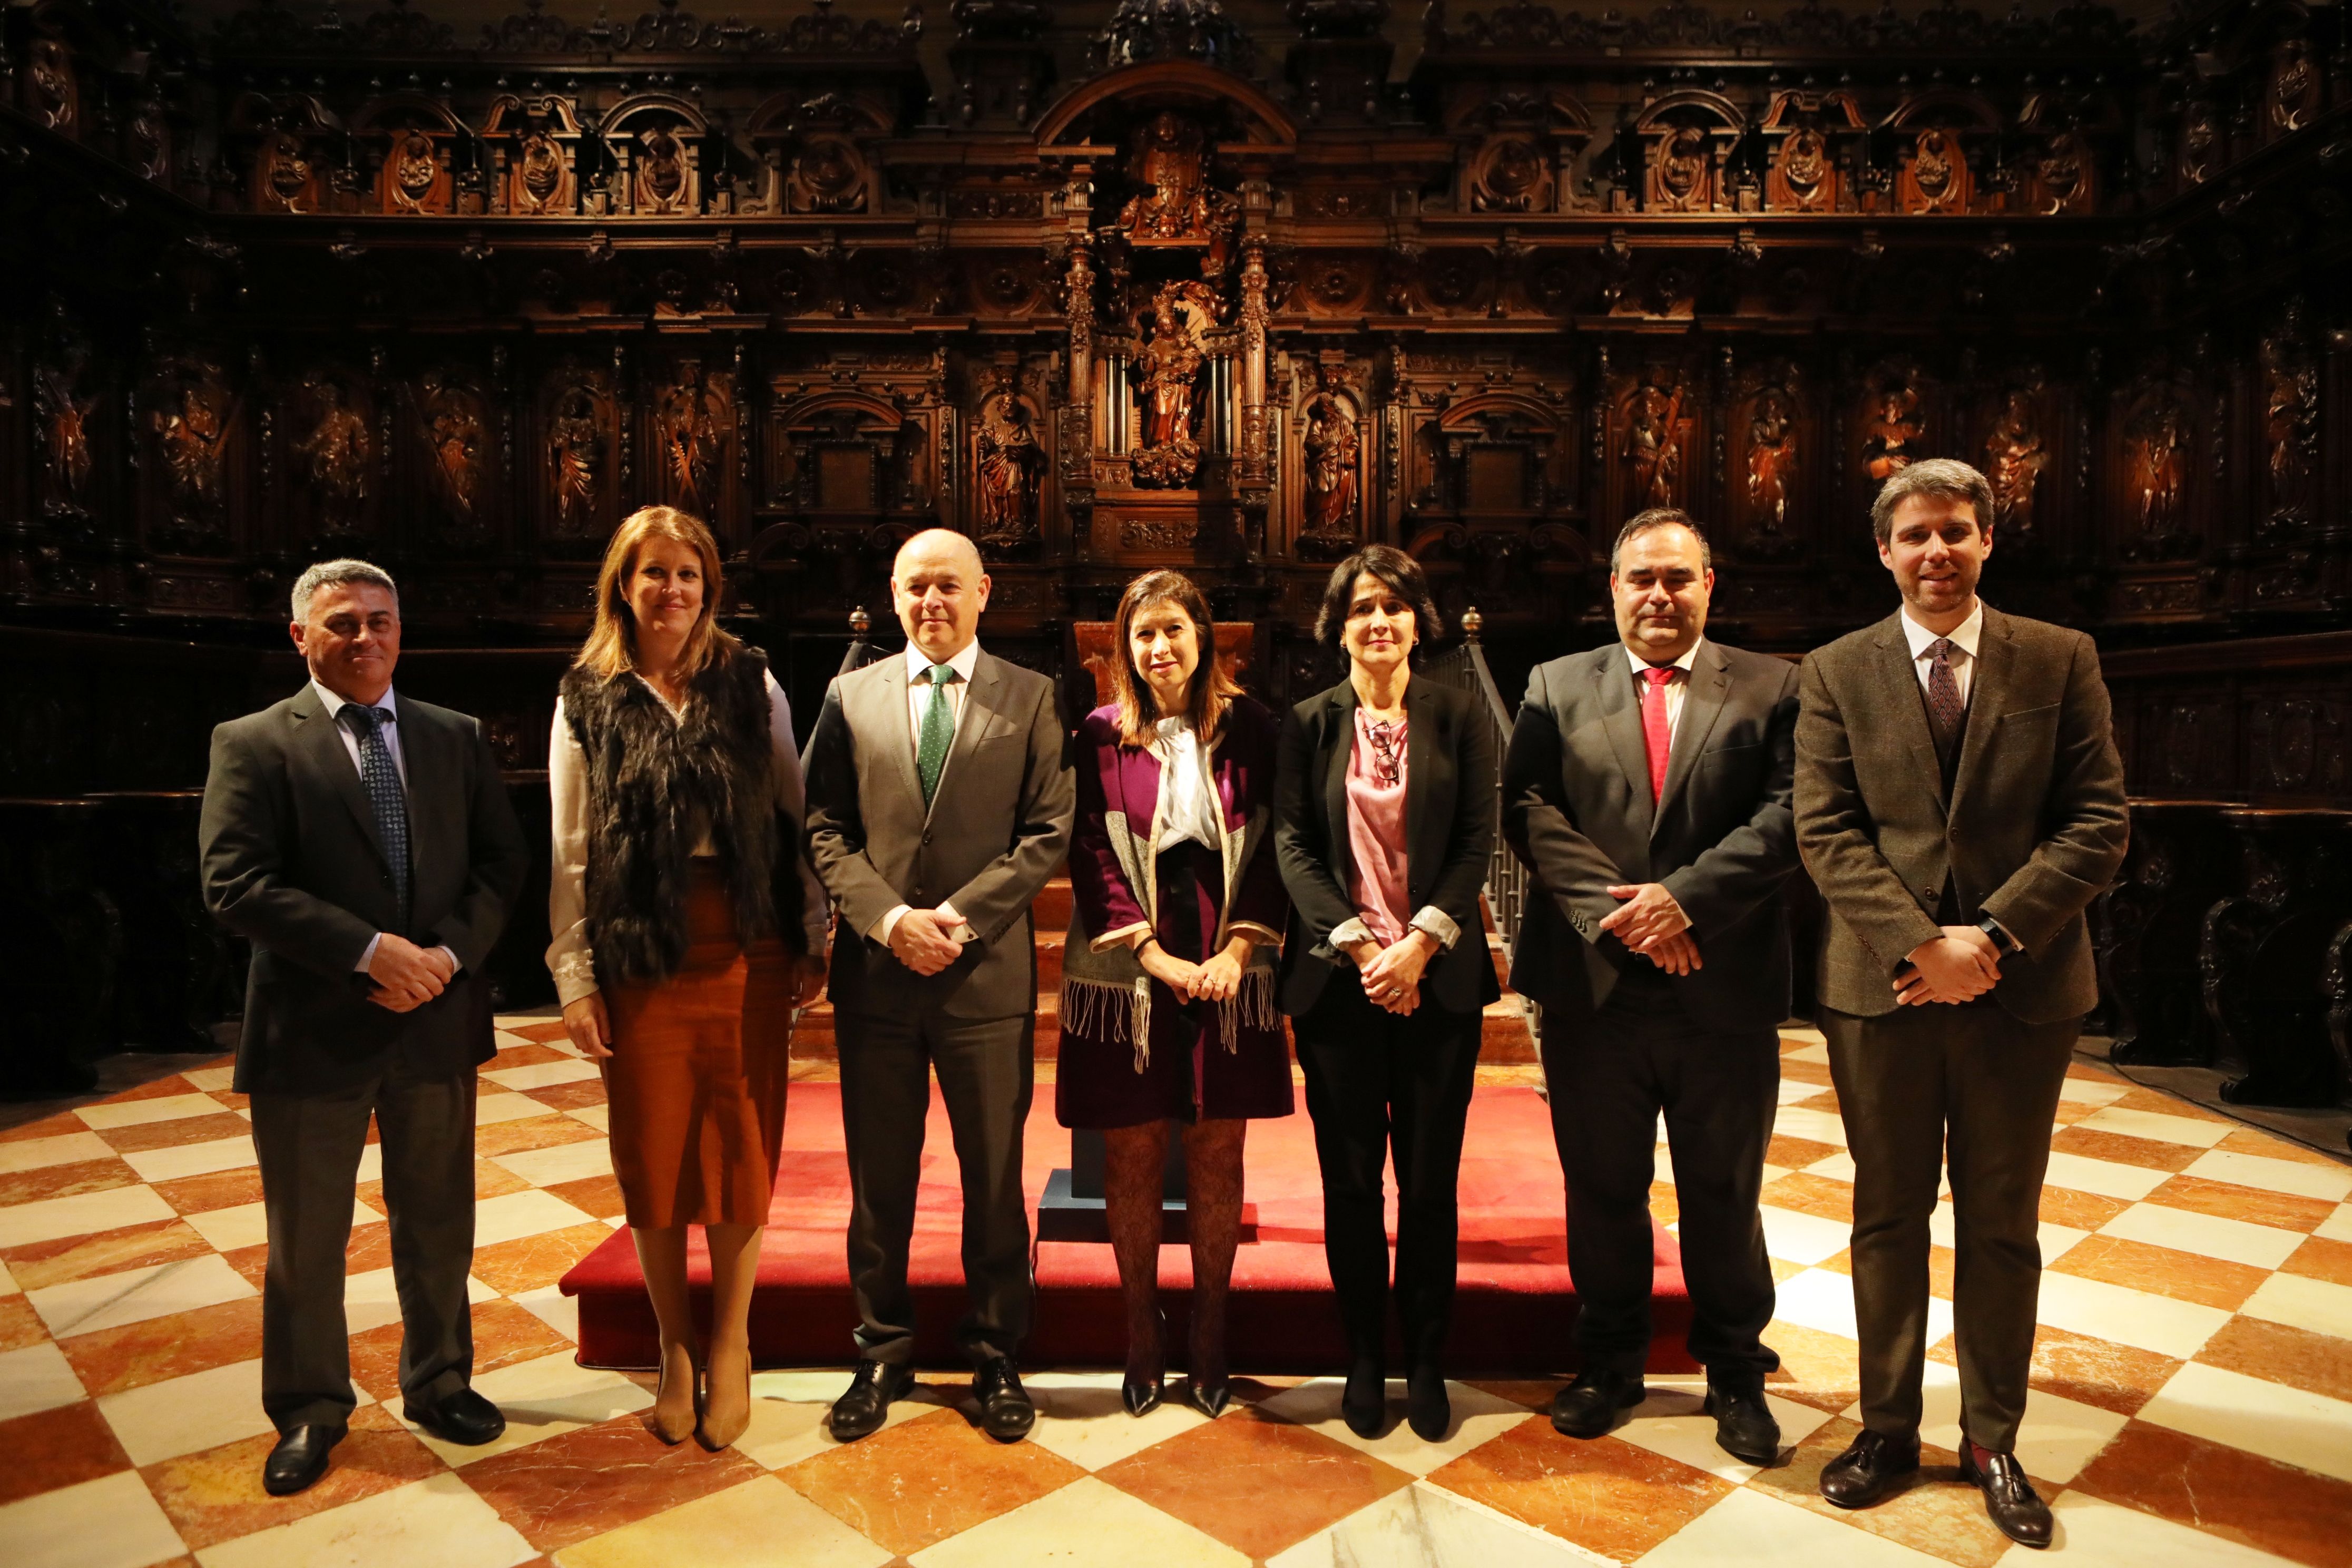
[291,558,399,622]
[1611,508,1712,574]
[1871,458,1995,544]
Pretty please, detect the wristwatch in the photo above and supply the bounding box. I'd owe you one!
[1976,917,2020,956]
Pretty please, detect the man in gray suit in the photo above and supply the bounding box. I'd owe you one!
[803,528,1075,1443]
[200,559,527,1495]
[1796,459,2126,1547]
[1503,509,1801,1466]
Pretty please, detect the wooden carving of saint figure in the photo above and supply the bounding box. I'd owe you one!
[155,383,227,514]
[2129,400,2186,542]
[426,383,484,522]
[1302,389,1358,538]
[551,384,604,537]
[1624,377,1684,506]
[1746,386,1796,535]
[1131,286,1215,488]
[36,360,96,511]
[1863,383,1923,481]
[975,389,1040,545]
[1984,389,2047,533]
[659,367,727,510]
[301,378,371,528]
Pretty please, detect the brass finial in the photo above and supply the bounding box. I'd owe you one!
[1460,606,1483,643]
[849,606,871,635]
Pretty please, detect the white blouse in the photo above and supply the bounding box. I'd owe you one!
[1153,716,1222,850]
[545,668,829,1007]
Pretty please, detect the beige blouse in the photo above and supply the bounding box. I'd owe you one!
[545,668,829,1007]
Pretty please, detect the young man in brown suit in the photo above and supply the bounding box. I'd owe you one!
[1794,459,2128,1547]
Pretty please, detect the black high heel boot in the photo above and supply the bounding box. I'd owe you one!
[1406,1363,1450,1442]
[1341,1354,1387,1438]
[1123,1310,1166,1417]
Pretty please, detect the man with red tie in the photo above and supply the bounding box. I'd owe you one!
[1503,509,1804,1466]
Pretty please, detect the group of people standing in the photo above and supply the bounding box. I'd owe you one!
[200,454,2125,1553]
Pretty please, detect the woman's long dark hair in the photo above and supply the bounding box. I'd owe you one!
[1109,569,1243,748]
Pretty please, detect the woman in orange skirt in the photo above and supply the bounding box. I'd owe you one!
[547,506,828,1450]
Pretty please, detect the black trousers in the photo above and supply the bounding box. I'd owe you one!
[248,1057,477,1434]
[1293,971,1483,1368]
[838,1005,1035,1366]
[1541,975,1781,1383]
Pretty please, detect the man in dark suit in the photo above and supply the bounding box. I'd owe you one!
[200,558,528,1495]
[803,528,1075,1443]
[1795,459,2128,1547]
[1503,509,1802,1466]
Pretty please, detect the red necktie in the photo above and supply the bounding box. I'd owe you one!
[1640,665,1676,805]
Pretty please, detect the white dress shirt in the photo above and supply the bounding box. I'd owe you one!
[310,681,455,977]
[1899,599,1985,707]
[873,638,984,946]
[1623,637,1706,740]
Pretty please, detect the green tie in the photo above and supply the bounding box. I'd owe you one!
[917,662,958,805]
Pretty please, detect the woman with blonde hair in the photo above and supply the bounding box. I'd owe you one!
[546,506,827,1449]
[1059,570,1290,1418]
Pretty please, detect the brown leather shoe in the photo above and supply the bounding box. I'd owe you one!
[1818,1428,1919,1509]
[1961,1440,2053,1548]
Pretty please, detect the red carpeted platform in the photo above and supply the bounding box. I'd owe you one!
[560,1082,1695,1376]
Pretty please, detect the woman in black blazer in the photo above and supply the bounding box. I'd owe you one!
[1274,545,1500,1443]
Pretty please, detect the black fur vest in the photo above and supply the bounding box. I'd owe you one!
[560,647,808,988]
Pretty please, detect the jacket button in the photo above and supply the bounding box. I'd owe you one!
[922,831,933,845]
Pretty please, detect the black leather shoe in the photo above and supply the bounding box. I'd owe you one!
[1340,1356,1386,1438]
[1961,1440,2053,1548]
[1405,1365,1451,1442]
[973,1357,1035,1442]
[1182,1375,1230,1419]
[1550,1368,1644,1439]
[404,1387,506,1446]
[1819,1429,1920,1509]
[1123,1369,1165,1417]
[828,1359,916,1442]
[1703,1381,1781,1465]
[262,1424,342,1496]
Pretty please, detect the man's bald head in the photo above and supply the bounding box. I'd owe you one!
[891,527,992,663]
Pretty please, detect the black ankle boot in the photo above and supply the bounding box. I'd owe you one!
[1341,1355,1386,1438]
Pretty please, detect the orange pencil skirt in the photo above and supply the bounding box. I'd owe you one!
[601,862,795,1229]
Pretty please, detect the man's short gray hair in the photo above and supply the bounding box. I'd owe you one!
[291,558,399,622]
[1870,459,1996,544]
[1611,508,1711,574]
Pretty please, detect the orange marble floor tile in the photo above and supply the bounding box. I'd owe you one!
[213,1092,250,1113]
[2194,1314,2352,1406]
[462,1412,767,1554]
[1778,1059,1836,1088]
[1096,1405,1413,1561]
[517,1080,607,1113]
[1769,1256,1808,1284]
[1761,1321,1860,1413]
[2283,1234,2352,1288]
[1459,1379,1555,1410]
[0,1293,51,1353]
[143,1404,445,1552]
[783,1406,1085,1557]
[475,1115,606,1159]
[472,1158,536,1199]
[0,1398,135,1507]
[0,1156,143,1208]
[0,1110,91,1143]
[1764,1134,1842,1171]
[1929,1322,2180,1418]
[489,1043,574,1068]
[60,1296,266,1397]
[2073,1419,2352,1568]
[1648,1187,1680,1228]
[542,1174,628,1222]
[150,1166,267,1216]
[1789,1089,1842,1115]
[504,1021,573,1044]
[2216,1128,2344,1164]
[221,1243,270,1287]
[2037,1183,2131,1231]
[1742,1414,2014,1568]
[2045,1125,2202,1173]
[466,1222,613,1296]
[1815,1244,1956,1298]
[2109,1086,2230,1122]
[2143,1172,2337,1233]
[95,1111,251,1155]
[340,1221,399,1277]
[1425,1420,1733,1563]
[0,1218,215,1292]
[112,1074,207,1102]
[1759,1171,1857,1223]
[2050,1233,2268,1312]
[347,1299,573,1399]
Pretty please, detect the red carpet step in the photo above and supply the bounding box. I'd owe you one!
[560,1081,1695,1376]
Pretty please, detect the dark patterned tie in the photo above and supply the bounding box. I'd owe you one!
[340,704,411,925]
[916,663,959,806]
[1925,637,1965,752]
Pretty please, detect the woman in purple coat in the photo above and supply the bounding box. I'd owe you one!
[1059,570,1291,1419]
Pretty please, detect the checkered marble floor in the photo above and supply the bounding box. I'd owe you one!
[1,1021,2347,1568]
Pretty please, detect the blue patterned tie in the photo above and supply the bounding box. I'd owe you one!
[340,704,411,925]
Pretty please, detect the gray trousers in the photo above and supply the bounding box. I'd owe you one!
[1824,1003,2079,1452]
[837,1006,1035,1366]
[249,1059,477,1433]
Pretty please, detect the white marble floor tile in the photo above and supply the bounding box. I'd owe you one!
[2012,1491,2305,1567]
[2314,1202,2352,1244]
[472,1188,596,1248]
[0,1340,88,1422]
[0,1184,174,1248]
[1774,1079,1825,1106]
[2137,1360,2352,1484]
[75,1093,225,1130]
[489,1138,613,1188]
[182,1198,378,1253]
[479,1057,600,1091]
[1768,1106,1848,1146]
[30,1252,257,1339]
[96,1357,277,1466]
[565,1105,611,1133]
[344,1266,497,1335]
[1268,1480,1612,1568]
[1756,1204,1851,1266]
[2032,1271,2230,1359]
[508,1282,580,1345]
[120,1134,257,1184]
[473,1091,549,1126]
[2237,1270,2352,1340]
[1019,1370,1210,1471]
[2057,1077,2132,1107]
[1923,1206,2088,1265]
[2073,1105,2232,1149]
[354,1144,382,1185]
[1629,1486,1947,1566]
[0,1256,17,1295]
[908,1475,1242,1568]
[1802,1151,1857,1182]
[0,1467,187,1568]
[1256,1378,1533,1477]
[193,1473,535,1568]
[2041,1151,2170,1201]
[1771,1267,1952,1349]
[558,1475,893,1568]
[1907,1360,2128,1482]
[396,1349,650,1466]
[1782,1041,1831,1063]
[737,1370,953,1471]
[2098,1202,2307,1270]
[181,1066,237,1093]
[0,1131,118,1174]
[1611,1377,1833,1484]
[2181,1149,2352,1204]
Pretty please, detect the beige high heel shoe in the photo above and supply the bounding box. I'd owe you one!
[644,1342,699,1445]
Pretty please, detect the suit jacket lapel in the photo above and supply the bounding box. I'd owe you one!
[1873,612,1949,815]
[1652,642,1729,836]
[289,686,391,869]
[1322,683,1358,901]
[1404,678,1434,896]
[1595,653,1657,840]
[867,657,925,816]
[1948,606,2013,814]
[931,653,1006,824]
[395,702,442,883]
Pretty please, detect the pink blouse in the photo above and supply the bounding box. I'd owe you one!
[1345,708,1410,947]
